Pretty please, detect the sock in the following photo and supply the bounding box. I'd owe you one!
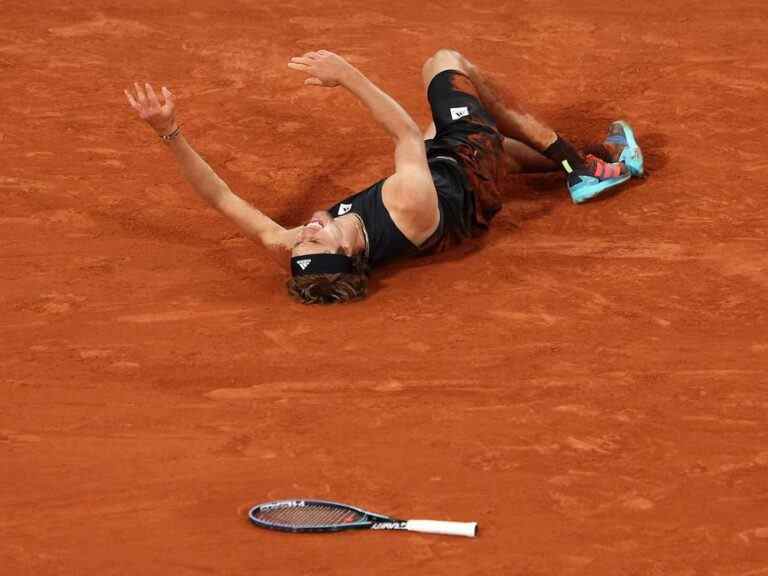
[582,143,614,163]
[543,135,587,175]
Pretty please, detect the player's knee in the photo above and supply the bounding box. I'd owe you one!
[422,48,468,86]
[432,48,462,61]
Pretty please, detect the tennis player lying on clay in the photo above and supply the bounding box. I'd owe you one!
[125,49,643,304]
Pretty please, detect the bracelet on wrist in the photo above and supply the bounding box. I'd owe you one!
[161,125,181,142]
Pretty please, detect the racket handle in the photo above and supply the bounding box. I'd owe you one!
[405,519,478,538]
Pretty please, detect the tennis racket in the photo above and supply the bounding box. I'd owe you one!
[248,499,477,537]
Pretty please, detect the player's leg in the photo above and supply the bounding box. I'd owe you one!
[450,54,643,177]
[423,49,631,203]
[425,121,554,173]
[421,51,555,174]
[503,137,558,173]
[459,59,643,178]
[420,50,508,227]
[422,50,555,152]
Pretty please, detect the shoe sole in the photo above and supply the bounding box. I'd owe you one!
[613,120,644,178]
[570,172,632,204]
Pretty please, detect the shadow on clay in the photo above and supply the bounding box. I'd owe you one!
[272,152,357,224]
[637,132,668,175]
[366,238,487,297]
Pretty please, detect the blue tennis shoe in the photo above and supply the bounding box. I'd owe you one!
[567,154,631,203]
[603,120,644,178]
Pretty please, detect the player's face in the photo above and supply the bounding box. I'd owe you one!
[292,211,345,257]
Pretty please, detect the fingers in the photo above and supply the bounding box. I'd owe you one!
[124,89,140,111]
[290,56,313,65]
[288,62,309,72]
[304,78,323,86]
[145,83,161,107]
[161,86,174,109]
[133,82,147,105]
[126,83,174,120]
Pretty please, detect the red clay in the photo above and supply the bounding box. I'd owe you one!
[2,2,767,574]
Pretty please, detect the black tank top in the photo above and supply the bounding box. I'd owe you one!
[327,158,474,268]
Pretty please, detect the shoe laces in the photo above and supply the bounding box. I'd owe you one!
[584,154,624,180]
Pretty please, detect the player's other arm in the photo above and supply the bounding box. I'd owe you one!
[289,50,421,143]
[124,83,298,251]
[165,133,299,249]
[288,52,438,236]
[335,61,438,221]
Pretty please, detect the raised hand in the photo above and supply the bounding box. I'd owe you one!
[288,50,355,88]
[124,82,177,137]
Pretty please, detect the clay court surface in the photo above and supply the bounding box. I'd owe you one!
[2,1,767,574]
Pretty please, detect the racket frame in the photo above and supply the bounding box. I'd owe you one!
[248,499,399,533]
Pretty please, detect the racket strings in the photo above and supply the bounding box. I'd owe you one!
[256,504,365,528]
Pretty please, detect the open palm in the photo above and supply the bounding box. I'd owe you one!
[125,82,177,136]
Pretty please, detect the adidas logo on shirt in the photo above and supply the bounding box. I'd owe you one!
[450,106,469,120]
[338,203,352,216]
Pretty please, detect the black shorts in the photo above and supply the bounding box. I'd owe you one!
[427,69,497,133]
[424,70,506,243]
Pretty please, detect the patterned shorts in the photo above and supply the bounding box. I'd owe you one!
[425,69,506,232]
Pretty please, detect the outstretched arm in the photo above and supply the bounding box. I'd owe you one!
[124,83,298,251]
[288,52,438,238]
[289,50,420,142]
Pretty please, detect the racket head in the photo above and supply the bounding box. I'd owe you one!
[248,500,390,533]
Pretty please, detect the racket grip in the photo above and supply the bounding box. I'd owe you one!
[405,519,477,537]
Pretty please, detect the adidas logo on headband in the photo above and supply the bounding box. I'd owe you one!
[291,253,355,277]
